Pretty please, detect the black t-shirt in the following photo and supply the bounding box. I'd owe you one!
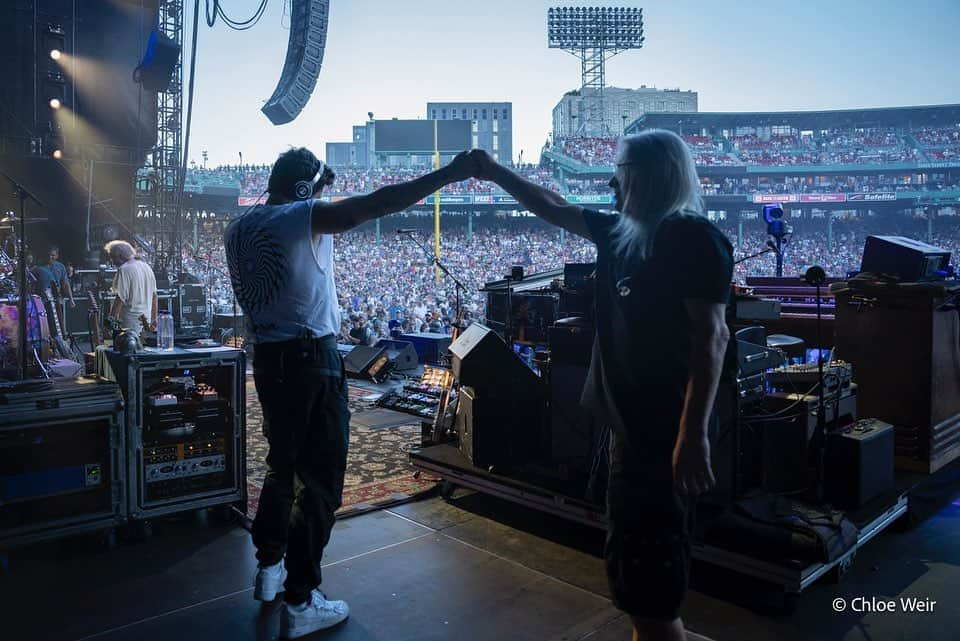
[582,209,733,451]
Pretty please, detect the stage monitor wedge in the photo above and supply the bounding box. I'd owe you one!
[449,323,539,393]
[261,0,329,125]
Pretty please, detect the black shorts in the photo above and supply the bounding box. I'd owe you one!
[604,438,693,621]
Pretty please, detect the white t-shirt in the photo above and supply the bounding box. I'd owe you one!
[223,199,340,344]
[112,258,157,335]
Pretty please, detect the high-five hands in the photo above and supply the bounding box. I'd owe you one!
[468,148,495,180]
[446,149,499,185]
[446,151,479,183]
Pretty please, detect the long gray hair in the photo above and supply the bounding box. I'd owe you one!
[610,129,704,262]
[104,240,136,262]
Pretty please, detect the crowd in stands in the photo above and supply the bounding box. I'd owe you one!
[546,125,960,168]
[557,136,619,165]
[701,175,960,196]
[181,123,960,204]
[187,161,959,202]
[176,213,958,348]
[912,125,960,148]
[728,218,959,283]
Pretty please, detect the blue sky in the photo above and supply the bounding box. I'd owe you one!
[184,0,960,167]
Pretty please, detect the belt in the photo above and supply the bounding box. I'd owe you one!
[254,334,338,353]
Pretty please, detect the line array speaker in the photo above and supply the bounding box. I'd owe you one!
[261,0,329,125]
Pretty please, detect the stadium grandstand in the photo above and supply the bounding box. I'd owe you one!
[174,103,959,333]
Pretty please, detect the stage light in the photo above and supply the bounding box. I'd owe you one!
[42,24,66,68]
[52,149,63,159]
[42,71,66,112]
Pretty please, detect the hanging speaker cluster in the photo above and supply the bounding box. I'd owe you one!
[261,0,329,125]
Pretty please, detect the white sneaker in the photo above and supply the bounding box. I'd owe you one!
[280,589,350,638]
[253,560,287,602]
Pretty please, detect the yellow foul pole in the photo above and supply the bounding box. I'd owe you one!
[434,119,441,283]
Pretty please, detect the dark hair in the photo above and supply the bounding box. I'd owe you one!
[268,147,321,198]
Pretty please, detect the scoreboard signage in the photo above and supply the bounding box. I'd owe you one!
[424,195,472,205]
[798,193,846,203]
[753,194,800,203]
[847,192,897,202]
[751,193,888,204]
[568,194,614,205]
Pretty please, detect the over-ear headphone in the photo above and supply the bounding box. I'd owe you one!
[293,162,325,200]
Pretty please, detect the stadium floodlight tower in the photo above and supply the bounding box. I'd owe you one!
[548,6,644,136]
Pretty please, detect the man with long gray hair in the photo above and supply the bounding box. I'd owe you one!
[471,131,732,641]
[104,239,158,338]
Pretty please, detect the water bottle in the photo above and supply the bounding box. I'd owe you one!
[157,311,174,351]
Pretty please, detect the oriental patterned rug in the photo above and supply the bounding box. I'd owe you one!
[245,381,439,519]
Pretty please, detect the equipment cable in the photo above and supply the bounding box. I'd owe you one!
[175,0,202,282]
[206,0,270,30]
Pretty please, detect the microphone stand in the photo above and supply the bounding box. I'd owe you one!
[1,171,46,382]
[734,245,776,266]
[804,265,828,502]
[774,235,785,278]
[397,230,469,334]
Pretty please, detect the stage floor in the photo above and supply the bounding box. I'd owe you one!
[1,484,958,641]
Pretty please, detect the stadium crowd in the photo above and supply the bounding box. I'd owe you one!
[188,163,960,200]
[544,124,960,167]
[177,213,958,346]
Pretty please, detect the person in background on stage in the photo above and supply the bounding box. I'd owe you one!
[104,240,158,338]
[24,251,46,295]
[224,146,476,639]
[470,131,732,641]
[38,245,76,308]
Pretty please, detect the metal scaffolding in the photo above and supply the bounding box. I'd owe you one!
[138,0,184,281]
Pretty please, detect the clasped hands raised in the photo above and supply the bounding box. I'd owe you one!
[443,149,500,184]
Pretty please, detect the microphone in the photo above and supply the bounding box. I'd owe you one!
[395,228,418,234]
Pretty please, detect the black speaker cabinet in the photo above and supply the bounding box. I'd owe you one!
[344,345,391,382]
[174,284,207,328]
[825,419,895,509]
[759,386,858,493]
[61,296,96,338]
[860,235,951,282]
[548,324,593,467]
[455,385,540,470]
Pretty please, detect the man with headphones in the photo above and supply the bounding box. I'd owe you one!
[224,147,476,638]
